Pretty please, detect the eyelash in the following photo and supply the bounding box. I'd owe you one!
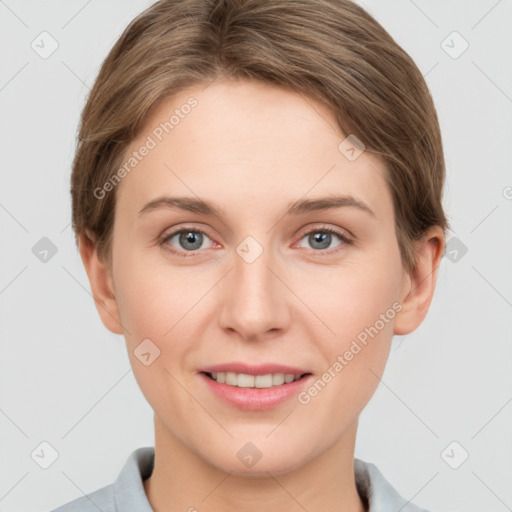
[158,224,353,258]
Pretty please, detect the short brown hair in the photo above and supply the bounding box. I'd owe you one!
[71,0,449,273]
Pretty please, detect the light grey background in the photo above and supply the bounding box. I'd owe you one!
[1,1,511,511]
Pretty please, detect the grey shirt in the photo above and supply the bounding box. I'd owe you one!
[50,447,431,512]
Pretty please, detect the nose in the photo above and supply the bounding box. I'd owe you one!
[217,239,291,342]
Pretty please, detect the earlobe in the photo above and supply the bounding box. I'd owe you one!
[393,226,445,336]
[78,231,124,335]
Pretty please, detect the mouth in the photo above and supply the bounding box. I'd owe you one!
[198,362,314,410]
[201,371,312,388]
[199,370,314,411]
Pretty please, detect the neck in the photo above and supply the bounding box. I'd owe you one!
[143,416,367,512]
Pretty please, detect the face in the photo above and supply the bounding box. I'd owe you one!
[97,78,418,475]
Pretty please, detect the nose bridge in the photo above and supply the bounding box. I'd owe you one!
[236,238,272,300]
[217,234,289,339]
[233,235,277,311]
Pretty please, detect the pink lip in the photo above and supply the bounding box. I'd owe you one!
[199,362,310,376]
[198,365,313,411]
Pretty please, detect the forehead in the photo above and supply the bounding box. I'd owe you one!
[115,78,393,223]
[140,78,341,161]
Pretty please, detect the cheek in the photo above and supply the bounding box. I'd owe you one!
[113,258,201,406]
[113,244,196,334]
[293,274,398,429]
[294,253,401,399]
[297,256,401,345]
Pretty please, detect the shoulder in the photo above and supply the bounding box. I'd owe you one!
[49,484,115,512]
[49,447,155,512]
[354,458,432,512]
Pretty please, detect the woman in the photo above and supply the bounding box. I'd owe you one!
[53,0,448,510]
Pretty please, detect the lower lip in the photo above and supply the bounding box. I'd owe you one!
[199,372,313,411]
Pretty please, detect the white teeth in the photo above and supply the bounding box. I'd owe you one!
[272,373,285,386]
[284,373,295,383]
[226,372,238,386]
[255,375,273,388]
[238,374,255,388]
[207,372,304,388]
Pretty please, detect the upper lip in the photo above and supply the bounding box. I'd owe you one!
[200,362,312,376]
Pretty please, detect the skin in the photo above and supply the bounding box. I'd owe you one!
[80,77,444,512]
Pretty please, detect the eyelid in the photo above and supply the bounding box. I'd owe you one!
[295,223,353,242]
[292,223,353,255]
[159,223,353,257]
[158,225,216,257]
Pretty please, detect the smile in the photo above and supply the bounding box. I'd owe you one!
[199,371,313,411]
[204,371,308,388]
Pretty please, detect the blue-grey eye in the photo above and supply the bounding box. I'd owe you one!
[298,228,346,251]
[178,231,204,250]
[309,232,332,250]
[166,230,209,251]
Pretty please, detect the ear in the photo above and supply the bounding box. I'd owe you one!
[393,226,445,336]
[78,230,124,335]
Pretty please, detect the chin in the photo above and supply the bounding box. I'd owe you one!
[206,444,310,477]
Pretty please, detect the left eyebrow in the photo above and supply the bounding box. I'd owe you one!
[286,195,376,218]
[138,194,376,219]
